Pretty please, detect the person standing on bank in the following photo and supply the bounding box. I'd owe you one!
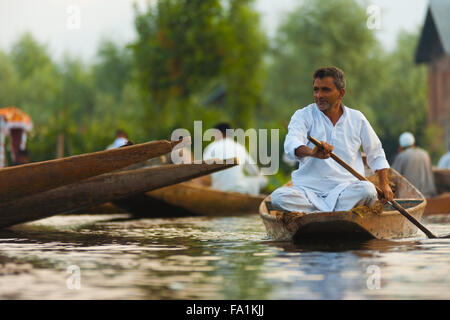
[392,132,437,198]
[271,66,394,213]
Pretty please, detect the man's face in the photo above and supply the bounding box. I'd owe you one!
[313,77,344,111]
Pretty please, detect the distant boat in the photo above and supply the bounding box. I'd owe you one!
[114,182,267,217]
[424,192,450,215]
[424,169,450,215]
[433,168,450,194]
[259,169,427,242]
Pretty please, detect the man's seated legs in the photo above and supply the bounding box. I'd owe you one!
[334,181,378,211]
[270,186,317,213]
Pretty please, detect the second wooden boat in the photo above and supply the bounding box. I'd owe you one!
[424,192,450,215]
[259,169,427,242]
[114,182,267,217]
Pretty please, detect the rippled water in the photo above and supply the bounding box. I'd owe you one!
[0,213,449,300]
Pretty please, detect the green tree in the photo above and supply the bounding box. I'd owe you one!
[0,51,21,106]
[93,39,133,100]
[220,0,267,128]
[9,32,53,79]
[131,0,267,138]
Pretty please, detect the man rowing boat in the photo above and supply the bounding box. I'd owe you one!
[271,66,394,213]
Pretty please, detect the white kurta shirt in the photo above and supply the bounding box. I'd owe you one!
[284,103,389,211]
[438,152,450,169]
[203,137,264,194]
[107,137,128,150]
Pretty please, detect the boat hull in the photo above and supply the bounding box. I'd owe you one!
[117,182,266,217]
[259,169,427,242]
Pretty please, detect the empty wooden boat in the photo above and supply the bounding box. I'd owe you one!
[259,169,427,242]
[0,159,235,229]
[0,139,185,204]
[433,168,450,193]
[115,182,267,217]
[424,192,450,215]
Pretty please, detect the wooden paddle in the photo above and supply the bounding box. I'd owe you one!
[308,135,450,239]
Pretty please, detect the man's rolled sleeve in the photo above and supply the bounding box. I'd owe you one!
[284,110,309,161]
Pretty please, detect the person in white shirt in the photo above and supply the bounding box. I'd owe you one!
[271,66,393,213]
[107,129,130,150]
[437,147,450,169]
[203,123,267,195]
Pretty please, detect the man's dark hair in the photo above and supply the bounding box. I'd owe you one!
[313,66,346,90]
[214,122,231,136]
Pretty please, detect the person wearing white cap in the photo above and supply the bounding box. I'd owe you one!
[392,132,437,197]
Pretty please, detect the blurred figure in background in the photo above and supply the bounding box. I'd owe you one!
[392,132,437,198]
[203,122,267,195]
[0,107,33,167]
[107,129,130,150]
[437,143,450,169]
[12,149,30,166]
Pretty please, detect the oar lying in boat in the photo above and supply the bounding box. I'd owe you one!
[0,138,187,204]
[308,135,450,239]
[0,158,237,229]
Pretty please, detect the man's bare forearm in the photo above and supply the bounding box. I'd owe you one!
[295,142,333,160]
[375,168,394,202]
[376,168,390,186]
[295,145,315,158]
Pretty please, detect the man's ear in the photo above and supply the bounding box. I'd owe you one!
[340,88,346,99]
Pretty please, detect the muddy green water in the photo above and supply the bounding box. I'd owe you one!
[0,213,449,299]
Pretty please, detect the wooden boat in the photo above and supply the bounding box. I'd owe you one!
[433,168,450,193]
[259,169,427,242]
[424,192,450,215]
[71,202,128,214]
[0,139,184,204]
[114,182,267,217]
[0,159,235,229]
[422,169,450,215]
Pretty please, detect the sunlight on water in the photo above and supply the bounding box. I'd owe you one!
[0,213,449,299]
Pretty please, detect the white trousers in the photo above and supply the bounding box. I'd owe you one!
[271,181,377,213]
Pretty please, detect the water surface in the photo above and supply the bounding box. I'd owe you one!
[0,213,449,299]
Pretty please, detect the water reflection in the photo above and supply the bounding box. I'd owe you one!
[0,213,448,299]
